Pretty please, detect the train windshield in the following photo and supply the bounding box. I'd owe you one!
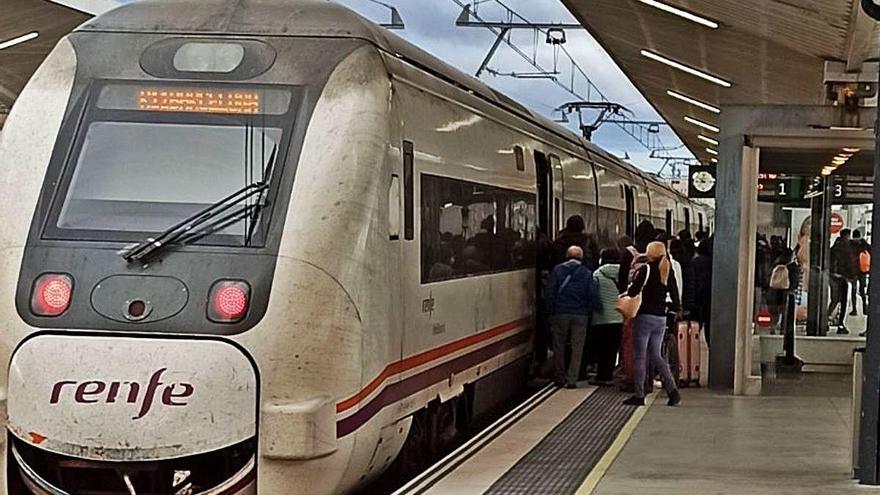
[46,82,294,246]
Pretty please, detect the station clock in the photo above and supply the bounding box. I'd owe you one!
[688,166,717,199]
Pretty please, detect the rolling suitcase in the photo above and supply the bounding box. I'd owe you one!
[676,320,702,387]
[688,321,701,386]
[615,319,635,392]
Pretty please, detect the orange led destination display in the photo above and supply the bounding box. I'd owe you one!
[137,89,260,114]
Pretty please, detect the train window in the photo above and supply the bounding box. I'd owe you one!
[403,141,414,241]
[598,206,626,246]
[389,175,401,240]
[421,175,536,283]
[514,146,525,171]
[55,122,281,237]
[173,42,245,73]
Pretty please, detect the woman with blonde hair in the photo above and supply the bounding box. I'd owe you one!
[622,241,682,406]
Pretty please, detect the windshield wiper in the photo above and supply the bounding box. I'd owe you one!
[119,145,278,263]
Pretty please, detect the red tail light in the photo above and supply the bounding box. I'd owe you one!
[31,274,73,317]
[208,280,250,323]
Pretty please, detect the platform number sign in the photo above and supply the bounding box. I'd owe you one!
[832,176,846,201]
[757,175,804,202]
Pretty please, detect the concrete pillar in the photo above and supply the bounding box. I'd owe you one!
[710,133,760,393]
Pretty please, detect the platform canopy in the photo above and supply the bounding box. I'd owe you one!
[0,0,90,127]
[562,0,880,163]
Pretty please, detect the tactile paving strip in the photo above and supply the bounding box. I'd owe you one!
[483,387,638,495]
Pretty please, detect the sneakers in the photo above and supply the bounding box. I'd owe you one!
[837,327,850,335]
[622,396,645,406]
[667,389,682,406]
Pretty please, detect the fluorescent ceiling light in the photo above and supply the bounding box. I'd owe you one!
[667,90,721,114]
[698,135,719,146]
[637,0,719,28]
[821,169,832,176]
[685,116,720,133]
[706,148,719,156]
[710,158,718,164]
[843,148,861,153]
[0,32,39,50]
[830,126,867,131]
[641,50,732,87]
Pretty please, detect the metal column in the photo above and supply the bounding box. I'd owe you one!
[807,178,832,336]
[859,0,880,483]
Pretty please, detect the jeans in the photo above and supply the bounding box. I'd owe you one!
[592,323,622,382]
[551,314,588,386]
[852,273,868,314]
[829,277,850,326]
[633,314,677,399]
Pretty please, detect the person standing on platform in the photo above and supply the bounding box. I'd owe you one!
[852,230,870,316]
[829,229,855,334]
[554,215,599,270]
[692,237,713,346]
[623,241,682,407]
[590,249,624,386]
[545,246,597,389]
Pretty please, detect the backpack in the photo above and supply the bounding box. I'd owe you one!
[769,264,790,290]
[628,247,647,284]
[860,251,871,274]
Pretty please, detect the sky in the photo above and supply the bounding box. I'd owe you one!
[55,0,691,173]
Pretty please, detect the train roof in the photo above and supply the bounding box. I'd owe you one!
[79,0,694,204]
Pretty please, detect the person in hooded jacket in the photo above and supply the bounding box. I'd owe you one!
[590,248,624,385]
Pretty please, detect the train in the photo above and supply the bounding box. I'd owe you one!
[0,0,711,493]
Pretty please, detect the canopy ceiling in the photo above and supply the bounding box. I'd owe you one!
[563,0,880,163]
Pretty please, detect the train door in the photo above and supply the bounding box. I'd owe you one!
[684,207,691,233]
[535,150,554,238]
[624,185,636,238]
[665,209,673,234]
[698,212,705,233]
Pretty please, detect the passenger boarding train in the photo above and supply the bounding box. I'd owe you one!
[0,0,711,493]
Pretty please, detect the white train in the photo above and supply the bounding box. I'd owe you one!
[0,1,711,493]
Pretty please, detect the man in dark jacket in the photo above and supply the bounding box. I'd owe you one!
[829,229,856,333]
[692,237,713,345]
[851,230,870,316]
[554,215,598,270]
[546,246,598,388]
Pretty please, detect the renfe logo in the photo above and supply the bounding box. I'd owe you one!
[49,368,194,420]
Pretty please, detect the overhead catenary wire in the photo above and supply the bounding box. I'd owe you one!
[450,0,671,153]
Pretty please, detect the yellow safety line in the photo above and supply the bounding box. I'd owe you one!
[574,392,659,495]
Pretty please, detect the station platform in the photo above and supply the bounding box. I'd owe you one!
[398,374,867,495]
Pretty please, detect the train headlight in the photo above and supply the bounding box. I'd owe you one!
[30,273,73,317]
[208,280,250,323]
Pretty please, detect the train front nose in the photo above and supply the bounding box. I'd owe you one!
[6,334,258,494]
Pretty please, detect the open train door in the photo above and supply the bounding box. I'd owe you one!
[534,150,562,366]
[624,185,636,238]
[535,151,555,239]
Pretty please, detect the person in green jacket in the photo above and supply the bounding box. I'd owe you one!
[590,248,625,386]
